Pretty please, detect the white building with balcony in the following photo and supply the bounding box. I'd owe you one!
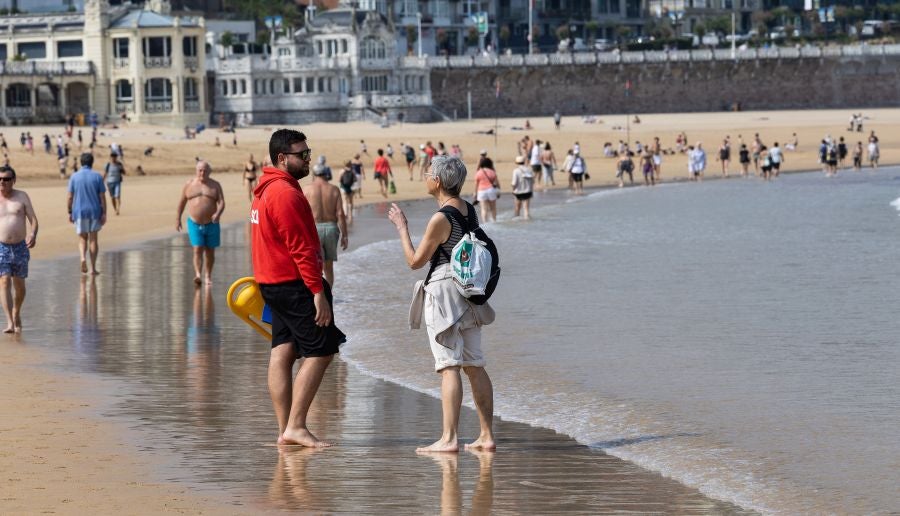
[212,7,434,125]
[0,0,207,126]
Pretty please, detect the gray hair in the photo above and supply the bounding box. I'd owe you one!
[430,155,467,196]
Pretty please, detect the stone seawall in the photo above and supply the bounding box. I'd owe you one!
[429,55,900,117]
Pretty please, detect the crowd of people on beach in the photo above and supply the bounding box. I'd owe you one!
[0,111,891,454]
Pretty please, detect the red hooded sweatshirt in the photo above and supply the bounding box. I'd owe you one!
[250,166,323,294]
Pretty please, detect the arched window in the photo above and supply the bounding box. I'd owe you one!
[115,79,133,101]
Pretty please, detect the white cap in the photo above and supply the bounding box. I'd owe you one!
[479,149,488,155]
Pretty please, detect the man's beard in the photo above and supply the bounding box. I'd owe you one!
[288,161,309,180]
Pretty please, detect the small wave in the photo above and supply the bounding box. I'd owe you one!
[891,196,900,213]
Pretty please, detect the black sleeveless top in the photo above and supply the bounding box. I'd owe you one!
[426,202,477,282]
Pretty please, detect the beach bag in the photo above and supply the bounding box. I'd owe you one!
[389,180,397,194]
[442,203,501,304]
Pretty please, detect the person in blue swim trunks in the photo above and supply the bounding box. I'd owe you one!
[176,160,225,286]
[0,165,38,333]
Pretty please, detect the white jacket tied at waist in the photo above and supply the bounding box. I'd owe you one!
[409,264,495,349]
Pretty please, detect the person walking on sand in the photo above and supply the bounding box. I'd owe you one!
[553,110,561,130]
[739,144,751,176]
[615,150,634,188]
[103,152,126,216]
[0,165,38,333]
[769,142,784,177]
[360,139,369,157]
[690,143,707,181]
[473,156,500,222]
[306,162,349,287]
[252,128,345,447]
[852,141,863,171]
[867,133,879,169]
[718,138,731,176]
[651,136,663,181]
[243,154,259,202]
[403,142,416,180]
[373,148,392,198]
[511,156,534,219]
[67,153,106,275]
[351,154,365,198]
[338,160,356,224]
[569,149,587,195]
[540,142,557,189]
[175,160,225,286]
[529,139,543,189]
[387,155,496,452]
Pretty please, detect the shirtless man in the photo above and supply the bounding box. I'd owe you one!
[176,161,225,285]
[306,164,348,287]
[0,165,37,333]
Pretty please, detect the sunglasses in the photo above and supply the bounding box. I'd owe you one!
[0,177,13,182]
[282,149,312,161]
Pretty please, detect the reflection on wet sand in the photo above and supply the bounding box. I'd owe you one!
[20,207,752,514]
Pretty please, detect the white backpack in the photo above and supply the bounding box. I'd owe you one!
[451,230,493,298]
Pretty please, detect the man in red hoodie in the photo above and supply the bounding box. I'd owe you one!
[251,129,345,447]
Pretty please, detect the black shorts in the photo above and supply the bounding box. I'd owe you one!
[259,279,345,357]
[514,192,532,201]
[772,162,781,170]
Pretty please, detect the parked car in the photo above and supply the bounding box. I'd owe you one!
[769,26,800,40]
[861,20,892,37]
[593,39,616,51]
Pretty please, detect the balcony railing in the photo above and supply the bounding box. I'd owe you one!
[185,99,201,112]
[184,56,200,70]
[0,60,93,75]
[115,101,133,112]
[144,57,172,68]
[144,100,172,113]
[113,58,129,68]
[5,106,32,117]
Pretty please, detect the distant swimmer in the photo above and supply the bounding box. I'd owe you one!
[0,165,38,333]
[251,128,345,447]
[176,160,225,286]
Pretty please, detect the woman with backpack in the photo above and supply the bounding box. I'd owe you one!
[473,157,500,222]
[387,155,497,453]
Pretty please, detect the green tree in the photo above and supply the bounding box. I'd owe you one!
[585,20,599,42]
[694,22,707,38]
[405,25,417,52]
[466,26,479,47]
[499,25,511,47]
[555,24,570,42]
[219,30,235,48]
[705,15,731,35]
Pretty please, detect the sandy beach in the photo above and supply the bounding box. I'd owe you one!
[2,108,898,513]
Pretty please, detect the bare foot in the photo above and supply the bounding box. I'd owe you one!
[91,269,100,275]
[416,438,459,453]
[464,436,496,451]
[193,276,202,286]
[204,275,213,285]
[14,315,21,333]
[81,261,88,274]
[280,428,334,448]
[3,325,13,334]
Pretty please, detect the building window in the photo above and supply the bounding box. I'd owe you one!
[432,0,450,18]
[318,77,325,93]
[143,37,171,57]
[278,47,291,56]
[241,79,247,94]
[401,0,417,15]
[113,38,129,58]
[361,37,386,59]
[57,40,83,58]
[183,36,198,57]
[306,77,315,93]
[17,42,46,60]
[269,79,276,94]
[6,84,31,107]
[144,78,172,100]
[316,41,323,55]
[283,78,290,93]
[341,39,348,54]
[230,80,237,96]
[115,80,133,101]
[185,78,199,100]
[293,77,303,93]
[0,44,5,61]
[254,80,261,95]
[362,75,388,92]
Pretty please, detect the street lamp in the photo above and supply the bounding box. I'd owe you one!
[417,12,423,57]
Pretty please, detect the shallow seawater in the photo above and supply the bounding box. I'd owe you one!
[17,196,750,514]
[338,169,900,514]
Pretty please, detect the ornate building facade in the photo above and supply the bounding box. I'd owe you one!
[0,0,207,126]
[211,7,434,125]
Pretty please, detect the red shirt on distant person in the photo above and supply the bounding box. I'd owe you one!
[374,156,391,175]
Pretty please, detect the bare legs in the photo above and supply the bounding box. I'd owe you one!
[513,199,531,221]
[78,232,99,274]
[322,260,334,287]
[479,200,497,223]
[110,196,121,215]
[192,246,215,285]
[0,275,25,333]
[268,349,335,447]
[417,366,496,452]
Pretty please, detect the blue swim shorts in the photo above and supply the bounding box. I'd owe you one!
[107,181,122,199]
[187,218,220,248]
[0,240,29,278]
[74,218,102,235]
